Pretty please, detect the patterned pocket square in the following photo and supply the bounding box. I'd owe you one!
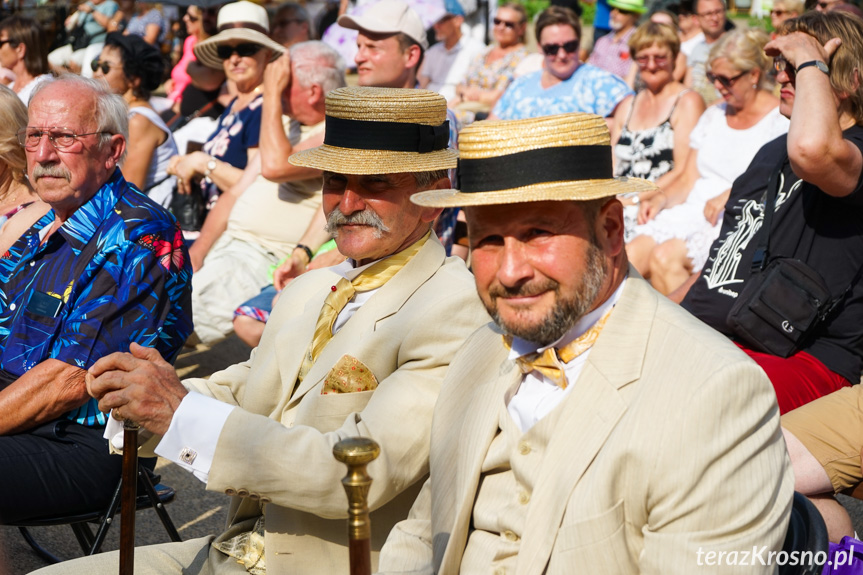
[321,355,378,395]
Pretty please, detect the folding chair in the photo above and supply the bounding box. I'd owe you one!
[16,462,182,564]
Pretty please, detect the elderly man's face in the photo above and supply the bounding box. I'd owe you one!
[322,171,443,266]
[467,201,615,346]
[26,83,122,219]
[355,31,415,88]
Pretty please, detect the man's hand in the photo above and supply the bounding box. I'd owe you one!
[87,343,188,436]
[263,51,292,100]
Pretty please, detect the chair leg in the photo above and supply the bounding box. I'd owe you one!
[18,526,64,565]
[138,467,182,542]
[86,472,124,555]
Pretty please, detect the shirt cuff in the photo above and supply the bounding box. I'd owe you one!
[154,392,235,483]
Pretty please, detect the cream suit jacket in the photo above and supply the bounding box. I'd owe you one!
[182,236,490,574]
[380,272,794,575]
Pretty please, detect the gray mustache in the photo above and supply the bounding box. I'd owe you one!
[32,164,71,182]
[325,208,390,238]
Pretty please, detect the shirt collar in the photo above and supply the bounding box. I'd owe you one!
[507,276,627,360]
[53,169,127,251]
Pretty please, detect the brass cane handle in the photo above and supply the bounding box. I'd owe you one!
[333,437,380,541]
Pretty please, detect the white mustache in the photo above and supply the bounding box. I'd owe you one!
[32,164,71,182]
[325,207,390,238]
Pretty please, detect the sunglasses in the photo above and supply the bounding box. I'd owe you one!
[772,55,796,80]
[184,13,200,22]
[90,59,119,74]
[541,40,579,56]
[706,69,747,89]
[493,17,521,29]
[215,43,263,60]
[816,0,838,8]
[770,9,789,15]
[0,39,10,48]
[697,8,725,17]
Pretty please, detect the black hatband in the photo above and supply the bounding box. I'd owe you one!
[324,116,450,154]
[457,146,612,193]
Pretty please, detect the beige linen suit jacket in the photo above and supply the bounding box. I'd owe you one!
[380,272,794,574]
[181,235,490,574]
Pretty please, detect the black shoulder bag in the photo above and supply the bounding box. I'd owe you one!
[726,156,863,357]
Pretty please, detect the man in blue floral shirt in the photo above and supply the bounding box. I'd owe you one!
[0,76,192,523]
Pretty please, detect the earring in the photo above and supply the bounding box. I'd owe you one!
[752,83,757,90]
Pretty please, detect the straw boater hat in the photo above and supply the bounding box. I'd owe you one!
[194,1,286,70]
[410,113,656,207]
[289,86,458,174]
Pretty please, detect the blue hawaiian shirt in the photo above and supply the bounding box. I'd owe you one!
[493,64,633,121]
[0,170,193,427]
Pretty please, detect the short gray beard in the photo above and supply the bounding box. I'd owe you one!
[486,242,608,346]
[325,207,390,239]
[32,163,71,182]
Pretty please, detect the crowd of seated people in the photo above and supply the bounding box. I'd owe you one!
[2,1,863,571]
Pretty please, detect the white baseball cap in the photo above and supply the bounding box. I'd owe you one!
[338,0,429,51]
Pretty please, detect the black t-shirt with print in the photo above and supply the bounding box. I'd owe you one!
[682,127,863,383]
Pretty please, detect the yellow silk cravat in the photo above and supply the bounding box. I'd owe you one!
[506,307,613,389]
[296,231,431,383]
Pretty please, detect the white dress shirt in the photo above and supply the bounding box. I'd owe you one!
[506,279,626,433]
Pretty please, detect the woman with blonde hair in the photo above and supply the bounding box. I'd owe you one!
[612,21,705,240]
[627,28,789,294]
[0,85,48,253]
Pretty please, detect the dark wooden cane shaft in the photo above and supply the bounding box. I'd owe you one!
[119,423,138,575]
[348,539,372,575]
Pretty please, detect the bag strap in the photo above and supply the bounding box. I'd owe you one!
[750,153,788,272]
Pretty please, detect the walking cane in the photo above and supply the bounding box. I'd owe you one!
[119,419,139,575]
[333,437,380,575]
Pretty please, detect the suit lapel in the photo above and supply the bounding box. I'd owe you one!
[442,335,521,573]
[290,237,446,402]
[515,273,659,575]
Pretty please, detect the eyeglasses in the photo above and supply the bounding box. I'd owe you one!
[90,59,121,74]
[770,9,789,15]
[772,55,796,80]
[635,54,669,67]
[215,43,263,60]
[493,17,521,29]
[706,69,748,89]
[541,40,579,56]
[816,0,839,8]
[696,8,725,17]
[17,127,109,150]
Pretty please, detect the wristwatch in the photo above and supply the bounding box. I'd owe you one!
[796,60,829,75]
[204,157,218,183]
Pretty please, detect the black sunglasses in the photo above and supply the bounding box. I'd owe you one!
[541,40,579,56]
[90,59,116,74]
[184,13,200,22]
[0,39,11,48]
[706,69,747,89]
[215,43,263,60]
[493,17,521,29]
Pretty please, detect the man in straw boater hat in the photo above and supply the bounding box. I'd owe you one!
[378,113,794,574]
[37,87,488,574]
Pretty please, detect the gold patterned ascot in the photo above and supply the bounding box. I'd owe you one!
[296,231,432,383]
[505,307,613,389]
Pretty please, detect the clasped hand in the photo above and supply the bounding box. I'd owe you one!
[86,342,188,436]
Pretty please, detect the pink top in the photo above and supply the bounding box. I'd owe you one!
[169,35,198,102]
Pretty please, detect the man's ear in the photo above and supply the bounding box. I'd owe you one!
[404,44,422,70]
[308,83,323,107]
[106,134,126,169]
[595,198,625,257]
[417,176,450,223]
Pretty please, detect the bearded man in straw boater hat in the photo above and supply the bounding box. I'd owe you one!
[378,113,794,574]
[37,87,489,575]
